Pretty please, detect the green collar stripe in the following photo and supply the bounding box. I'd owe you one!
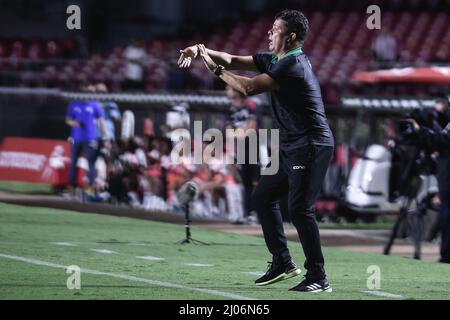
[271,47,303,64]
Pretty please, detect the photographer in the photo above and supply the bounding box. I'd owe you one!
[410,98,450,263]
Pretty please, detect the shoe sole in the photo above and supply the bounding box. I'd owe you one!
[308,287,333,293]
[290,286,333,293]
[255,268,301,286]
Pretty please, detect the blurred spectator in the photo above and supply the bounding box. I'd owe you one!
[162,102,191,144]
[226,86,259,222]
[123,40,148,91]
[95,83,122,142]
[122,137,148,207]
[433,97,450,129]
[434,47,449,63]
[144,138,166,199]
[371,28,398,68]
[65,84,107,193]
[106,140,129,203]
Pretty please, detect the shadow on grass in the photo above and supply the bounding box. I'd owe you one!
[93,239,265,247]
[99,241,266,247]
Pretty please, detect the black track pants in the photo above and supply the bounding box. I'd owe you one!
[252,144,333,280]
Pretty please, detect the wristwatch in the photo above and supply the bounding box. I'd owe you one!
[214,64,225,76]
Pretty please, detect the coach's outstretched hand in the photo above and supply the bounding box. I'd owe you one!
[198,44,217,72]
[177,45,198,68]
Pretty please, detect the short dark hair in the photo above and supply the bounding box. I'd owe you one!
[275,10,309,45]
[436,98,449,107]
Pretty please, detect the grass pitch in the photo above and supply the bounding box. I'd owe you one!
[0,181,53,195]
[0,201,449,300]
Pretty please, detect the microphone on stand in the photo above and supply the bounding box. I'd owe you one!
[177,180,199,206]
[175,180,207,245]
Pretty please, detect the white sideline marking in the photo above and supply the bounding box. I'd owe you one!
[136,256,165,261]
[0,253,253,300]
[90,249,117,254]
[362,290,404,299]
[245,272,265,276]
[184,263,214,267]
[51,242,78,247]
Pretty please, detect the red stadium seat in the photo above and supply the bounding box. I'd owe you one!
[1,8,449,95]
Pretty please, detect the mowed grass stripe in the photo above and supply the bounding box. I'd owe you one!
[0,253,254,300]
[1,202,449,300]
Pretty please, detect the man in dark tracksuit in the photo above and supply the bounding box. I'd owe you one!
[251,134,333,292]
[178,9,333,292]
[250,25,334,293]
[413,101,450,263]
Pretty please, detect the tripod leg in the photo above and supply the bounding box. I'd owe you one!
[413,214,423,260]
[427,214,441,242]
[425,193,440,242]
[384,203,409,255]
[384,214,404,255]
[411,201,425,259]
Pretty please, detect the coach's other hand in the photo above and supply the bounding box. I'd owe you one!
[198,44,217,72]
[178,45,198,68]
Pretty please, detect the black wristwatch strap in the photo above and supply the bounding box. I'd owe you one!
[214,65,225,76]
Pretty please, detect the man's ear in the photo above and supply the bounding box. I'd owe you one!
[286,33,296,44]
[290,33,297,43]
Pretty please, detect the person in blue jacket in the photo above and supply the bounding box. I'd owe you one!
[66,84,107,192]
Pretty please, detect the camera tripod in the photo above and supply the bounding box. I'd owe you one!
[384,177,439,259]
[175,204,208,245]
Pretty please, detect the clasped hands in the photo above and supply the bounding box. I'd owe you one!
[177,44,218,73]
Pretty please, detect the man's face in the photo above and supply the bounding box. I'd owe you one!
[435,101,448,114]
[268,19,289,53]
[96,83,108,93]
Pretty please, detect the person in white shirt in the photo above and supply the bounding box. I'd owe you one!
[372,28,397,68]
[123,40,148,91]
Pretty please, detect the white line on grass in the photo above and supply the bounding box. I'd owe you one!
[136,256,165,261]
[90,249,117,254]
[362,290,404,299]
[50,242,78,247]
[0,253,253,300]
[184,263,214,267]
